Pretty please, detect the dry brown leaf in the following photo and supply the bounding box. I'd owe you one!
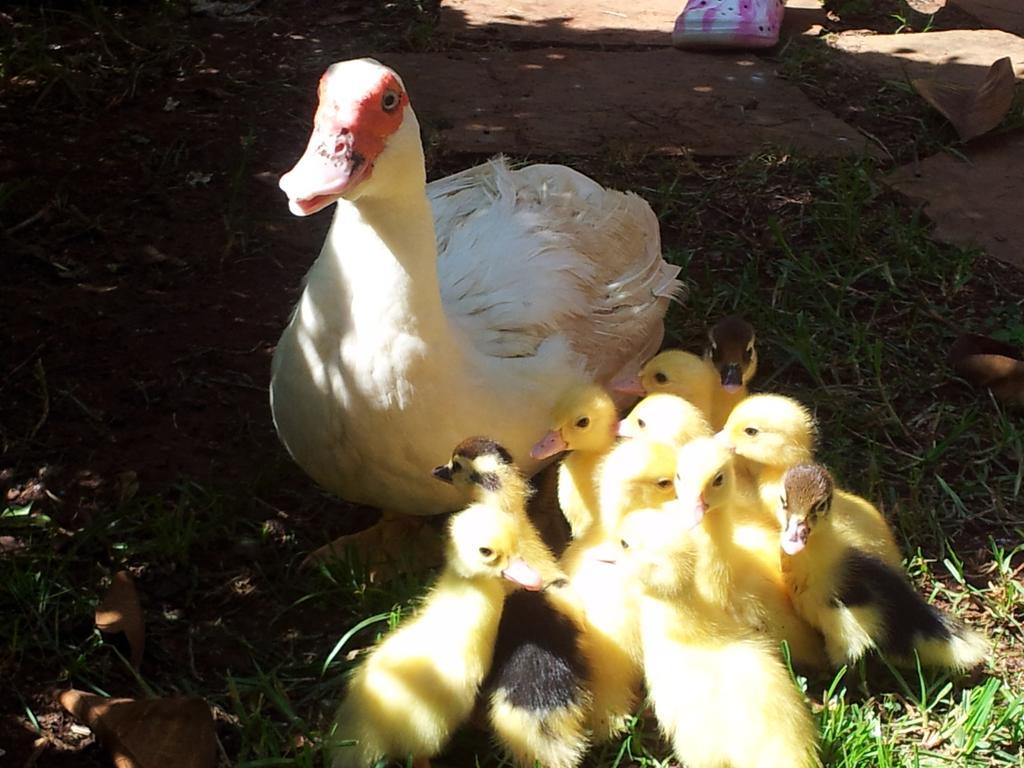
[905,0,947,13]
[948,333,1024,406]
[95,571,145,669]
[59,691,217,768]
[912,57,1016,141]
[116,471,139,505]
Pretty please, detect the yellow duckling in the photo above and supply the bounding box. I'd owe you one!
[434,437,592,768]
[664,437,826,669]
[613,349,717,420]
[328,485,544,768]
[704,315,758,429]
[612,317,758,430]
[530,384,619,540]
[715,393,817,524]
[565,438,678,741]
[617,392,712,447]
[777,464,988,671]
[613,507,821,768]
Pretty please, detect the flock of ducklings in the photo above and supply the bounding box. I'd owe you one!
[327,318,989,768]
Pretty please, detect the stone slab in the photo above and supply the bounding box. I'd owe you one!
[886,131,1024,270]
[951,0,1024,36]
[380,49,870,157]
[439,0,681,46]
[781,0,828,38]
[828,30,1024,87]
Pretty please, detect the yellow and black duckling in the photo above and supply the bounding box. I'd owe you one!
[434,437,593,768]
[613,507,821,768]
[617,392,712,447]
[483,586,593,768]
[328,486,545,768]
[564,438,679,741]
[777,463,989,671]
[530,384,620,540]
[704,315,757,429]
[433,436,563,585]
[665,437,826,669]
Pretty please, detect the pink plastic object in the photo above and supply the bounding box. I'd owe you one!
[672,0,785,49]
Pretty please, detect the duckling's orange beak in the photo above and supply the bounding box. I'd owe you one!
[781,516,809,555]
[610,373,646,396]
[530,430,568,460]
[501,558,544,591]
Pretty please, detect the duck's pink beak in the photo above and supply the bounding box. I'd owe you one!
[501,558,544,591]
[610,373,646,396]
[279,124,372,216]
[530,429,568,460]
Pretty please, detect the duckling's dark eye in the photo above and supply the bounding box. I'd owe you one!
[712,472,724,487]
[620,539,630,550]
[451,461,462,473]
[478,547,494,557]
[637,418,647,429]
[780,494,788,510]
[575,417,590,429]
[656,478,673,489]
[744,426,759,437]
[654,372,668,384]
[381,89,400,112]
[813,499,829,516]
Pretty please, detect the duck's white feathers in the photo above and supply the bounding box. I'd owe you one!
[272,134,682,515]
[432,158,682,375]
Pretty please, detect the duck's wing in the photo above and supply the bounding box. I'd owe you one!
[429,157,685,379]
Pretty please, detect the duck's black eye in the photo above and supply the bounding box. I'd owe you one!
[575,416,590,429]
[656,478,673,489]
[712,472,724,487]
[451,461,462,473]
[620,539,630,550]
[780,494,788,510]
[744,426,759,437]
[479,547,494,557]
[813,499,829,516]
[637,418,646,429]
[654,372,668,384]
[381,89,400,112]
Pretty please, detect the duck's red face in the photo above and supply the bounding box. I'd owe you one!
[279,60,408,215]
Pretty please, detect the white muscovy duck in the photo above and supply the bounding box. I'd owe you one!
[271,58,683,551]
